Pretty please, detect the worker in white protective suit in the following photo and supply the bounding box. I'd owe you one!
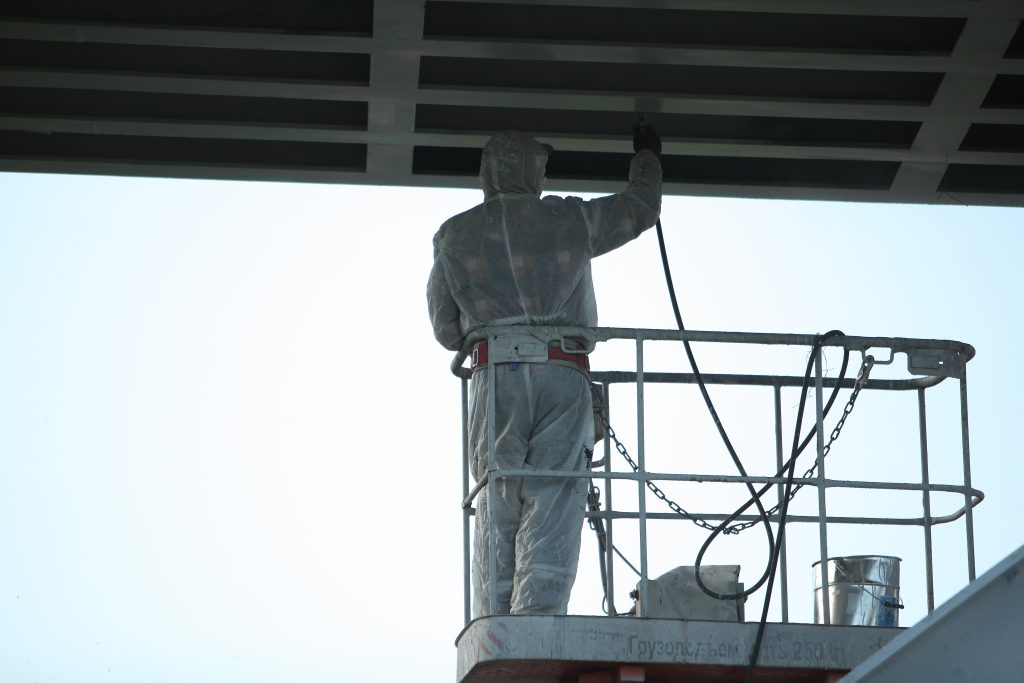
[427,127,662,616]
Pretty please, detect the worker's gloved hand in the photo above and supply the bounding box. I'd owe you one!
[633,119,661,156]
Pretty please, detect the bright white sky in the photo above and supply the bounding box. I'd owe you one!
[1,170,1021,682]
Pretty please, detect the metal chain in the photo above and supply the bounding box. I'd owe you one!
[595,355,875,535]
[599,417,720,532]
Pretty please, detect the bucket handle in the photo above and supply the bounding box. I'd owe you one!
[863,587,904,610]
[871,591,904,610]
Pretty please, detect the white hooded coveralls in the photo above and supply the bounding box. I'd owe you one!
[427,131,662,616]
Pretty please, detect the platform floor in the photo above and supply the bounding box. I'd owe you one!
[456,616,902,683]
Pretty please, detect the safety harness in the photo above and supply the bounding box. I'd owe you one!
[470,335,590,377]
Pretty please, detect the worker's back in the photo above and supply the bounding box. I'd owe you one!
[436,191,598,334]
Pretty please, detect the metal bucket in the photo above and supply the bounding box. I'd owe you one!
[813,555,901,627]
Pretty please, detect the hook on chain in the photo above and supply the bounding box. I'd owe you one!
[855,354,875,391]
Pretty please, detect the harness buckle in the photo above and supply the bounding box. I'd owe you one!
[488,335,550,364]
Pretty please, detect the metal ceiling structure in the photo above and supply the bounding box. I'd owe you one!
[1,0,1022,206]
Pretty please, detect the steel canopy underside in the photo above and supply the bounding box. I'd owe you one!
[1,0,1023,206]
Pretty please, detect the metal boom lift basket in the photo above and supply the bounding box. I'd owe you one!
[450,326,981,683]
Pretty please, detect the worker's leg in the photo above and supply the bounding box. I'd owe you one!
[472,485,520,616]
[510,365,593,615]
[469,367,532,617]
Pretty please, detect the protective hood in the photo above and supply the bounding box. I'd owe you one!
[479,131,551,199]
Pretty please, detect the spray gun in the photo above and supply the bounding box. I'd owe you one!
[632,114,662,156]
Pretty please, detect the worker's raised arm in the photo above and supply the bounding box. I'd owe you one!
[578,148,662,258]
[576,119,662,257]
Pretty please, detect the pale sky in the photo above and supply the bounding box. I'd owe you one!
[1,170,1021,682]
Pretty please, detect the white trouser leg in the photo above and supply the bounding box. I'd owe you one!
[469,363,593,617]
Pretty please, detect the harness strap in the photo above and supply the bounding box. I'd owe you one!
[471,341,590,377]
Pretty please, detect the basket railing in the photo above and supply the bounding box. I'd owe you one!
[452,326,982,625]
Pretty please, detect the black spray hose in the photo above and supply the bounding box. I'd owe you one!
[730,330,844,682]
[653,219,775,597]
[653,217,848,682]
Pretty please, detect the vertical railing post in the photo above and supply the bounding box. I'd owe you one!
[960,373,977,581]
[462,378,472,624]
[918,388,935,613]
[814,350,831,625]
[774,384,789,623]
[486,335,499,616]
[603,382,616,616]
[636,334,649,615]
